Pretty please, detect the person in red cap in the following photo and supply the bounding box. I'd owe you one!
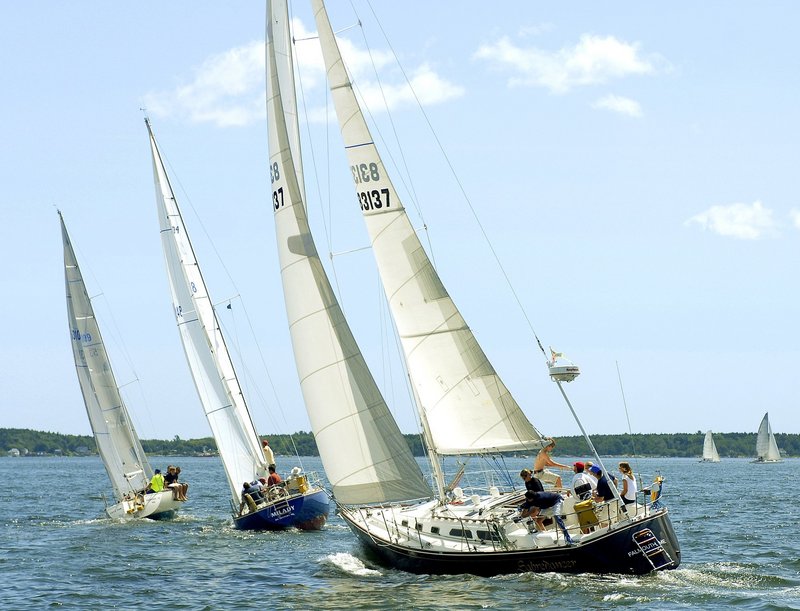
[570,461,594,500]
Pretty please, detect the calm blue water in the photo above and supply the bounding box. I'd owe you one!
[1,455,798,610]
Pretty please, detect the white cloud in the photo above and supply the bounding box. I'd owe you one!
[790,209,800,230]
[685,201,778,240]
[475,34,656,93]
[144,17,462,127]
[592,94,642,117]
[144,41,265,127]
[298,28,463,121]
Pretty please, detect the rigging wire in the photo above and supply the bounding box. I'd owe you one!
[616,360,643,488]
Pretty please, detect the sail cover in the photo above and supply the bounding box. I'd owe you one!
[147,121,266,504]
[312,0,544,455]
[61,212,151,501]
[267,0,430,504]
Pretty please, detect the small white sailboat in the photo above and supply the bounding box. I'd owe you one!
[146,120,329,530]
[700,430,721,462]
[266,0,680,575]
[60,211,184,519]
[753,412,782,463]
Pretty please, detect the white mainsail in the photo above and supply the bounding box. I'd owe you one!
[60,211,152,501]
[702,430,720,462]
[267,0,430,505]
[311,0,544,456]
[755,412,781,462]
[147,121,266,504]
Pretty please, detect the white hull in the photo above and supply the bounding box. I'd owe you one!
[105,490,183,520]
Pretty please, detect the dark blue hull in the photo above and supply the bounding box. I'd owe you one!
[344,509,680,576]
[233,489,329,531]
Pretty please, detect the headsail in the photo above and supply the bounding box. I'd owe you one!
[311,0,544,455]
[147,121,266,504]
[756,412,781,462]
[60,211,151,500]
[267,0,430,505]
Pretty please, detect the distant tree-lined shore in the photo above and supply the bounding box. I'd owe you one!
[2,428,798,458]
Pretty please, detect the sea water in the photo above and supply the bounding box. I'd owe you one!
[1,455,798,610]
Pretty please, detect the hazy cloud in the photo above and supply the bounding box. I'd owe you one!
[144,17,462,127]
[685,201,778,240]
[475,34,657,93]
[592,94,643,117]
[790,209,800,230]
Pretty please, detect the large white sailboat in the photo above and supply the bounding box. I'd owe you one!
[146,120,329,530]
[266,0,680,575]
[60,210,184,519]
[700,430,721,462]
[753,412,782,463]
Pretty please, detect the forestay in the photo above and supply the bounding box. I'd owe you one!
[147,122,266,504]
[311,0,544,455]
[60,213,151,501]
[267,0,430,505]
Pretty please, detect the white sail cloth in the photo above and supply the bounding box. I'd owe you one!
[148,122,266,504]
[311,0,544,455]
[702,430,720,462]
[756,413,781,461]
[61,213,151,501]
[267,0,430,505]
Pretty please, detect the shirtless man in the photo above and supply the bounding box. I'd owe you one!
[533,438,569,488]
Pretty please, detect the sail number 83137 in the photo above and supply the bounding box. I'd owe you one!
[351,162,390,211]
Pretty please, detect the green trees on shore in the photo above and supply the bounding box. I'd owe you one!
[2,428,798,458]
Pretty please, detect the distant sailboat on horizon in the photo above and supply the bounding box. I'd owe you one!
[700,430,720,462]
[753,412,782,463]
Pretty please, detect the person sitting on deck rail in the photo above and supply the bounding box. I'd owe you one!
[146,469,164,494]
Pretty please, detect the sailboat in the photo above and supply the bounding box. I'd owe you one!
[266,0,680,575]
[753,412,782,463]
[700,430,721,462]
[146,119,329,530]
[60,210,184,519]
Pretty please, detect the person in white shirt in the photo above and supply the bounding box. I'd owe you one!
[570,462,594,501]
[619,461,637,506]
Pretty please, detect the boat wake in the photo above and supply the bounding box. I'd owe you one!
[321,552,382,577]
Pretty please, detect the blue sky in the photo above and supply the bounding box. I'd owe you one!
[1,1,797,443]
